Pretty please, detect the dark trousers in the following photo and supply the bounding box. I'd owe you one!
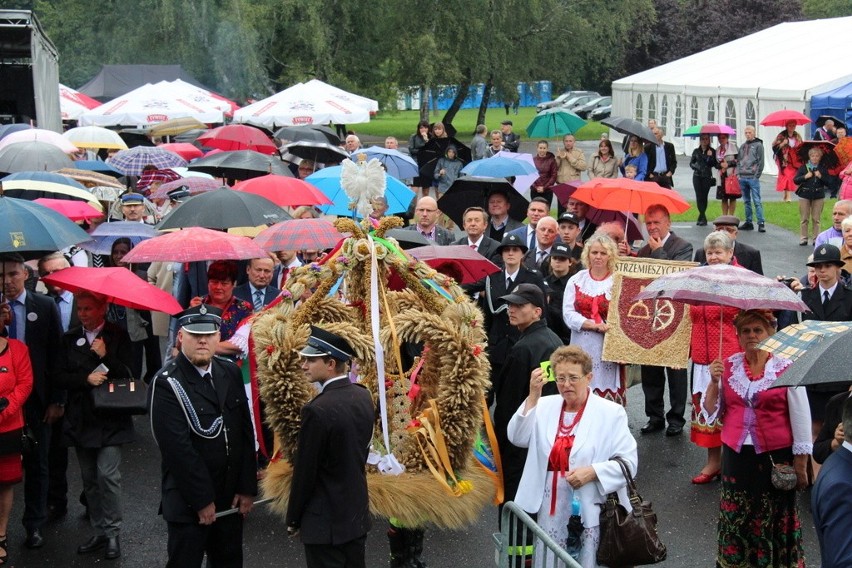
[693,176,714,221]
[22,405,51,531]
[166,514,243,568]
[641,365,687,428]
[304,535,367,568]
[649,173,673,189]
[47,417,68,512]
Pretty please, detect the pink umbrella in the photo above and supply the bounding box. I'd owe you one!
[158,143,204,161]
[700,124,736,136]
[254,218,343,252]
[494,150,537,197]
[233,174,332,207]
[34,198,103,222]
[42,267,183,314]
[122,227,267,263]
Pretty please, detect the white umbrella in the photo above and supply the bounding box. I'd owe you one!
[233,82,370,128]
[63,126,128,150]
[0,128,78,154]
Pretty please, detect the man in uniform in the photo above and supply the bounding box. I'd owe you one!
[149,305,257,567]
[286,326,374,568]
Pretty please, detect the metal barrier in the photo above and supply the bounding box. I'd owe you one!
[493,501,583,568]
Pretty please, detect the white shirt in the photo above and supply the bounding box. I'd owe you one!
[818,281,839,301]
[84,322,105,346]
[467,235,484,249]
[318,374,348,394]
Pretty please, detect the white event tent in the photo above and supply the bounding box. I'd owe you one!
[233,81,373,128]
[611,16,852,174]
[59,83,101,120]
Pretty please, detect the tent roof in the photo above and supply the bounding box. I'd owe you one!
[811,82,852,106]
[233,82,371,128]
[77,65,211,100]
[613,16,852,100]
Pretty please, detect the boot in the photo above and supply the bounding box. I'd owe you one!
[387,527,409,568]
[405,528,427,568]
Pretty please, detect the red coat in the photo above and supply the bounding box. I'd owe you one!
[0,339,34,434]
[689,304,740,365]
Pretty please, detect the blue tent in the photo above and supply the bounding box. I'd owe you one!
[810,82,852,129]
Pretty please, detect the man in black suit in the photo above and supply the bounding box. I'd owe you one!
[693,216,763,274]
[454,206,502,265]
[233,257,280,312]
[286,326,374,568]
[636,206,694,437]
[149,305,257,567]
[813,387,852,464]
[405,197,455,245]
[508,197,551,250]
[644,127,677,189]
[1,253,63,548]
[486,191,524,242]
[566,197,597,244]
[523,216,560,272]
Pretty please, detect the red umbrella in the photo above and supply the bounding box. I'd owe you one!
[552,181,649,241]
[122,227,267,263]
[570,178,690,215]
[760,110,811,127]
[253,218,343,252]
[232,174,332,207]
[700,124,736,136]
[408,244,500,284]
[34,198,103,222]
[42,267,183,314]
[197,125,277,155]
[158,143,204,161]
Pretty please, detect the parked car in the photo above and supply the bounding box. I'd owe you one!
[589,104,612,121]
[536,90,599,113]
[574,96,611,119]
[561,95,597,112]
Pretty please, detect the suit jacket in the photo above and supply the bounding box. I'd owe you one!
[487,217,524,242]
[812,445,852,568]
[286,378,375,545]
[693,241,764,275]
[644,141,677,176]
[149,353,257,523]
[273,262,302,289]
[453,235,502,265]
[404,223,455,246]
[508,224,536,249]
[813,391,852,464]
[801,284,852,322]
[578,220,598,244]
[233,282,281,309]
[21,290,64,410]
[637,231,694,262]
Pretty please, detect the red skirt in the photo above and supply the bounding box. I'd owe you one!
[0,453,23,484]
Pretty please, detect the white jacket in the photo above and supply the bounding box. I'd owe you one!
[507,392,638,527]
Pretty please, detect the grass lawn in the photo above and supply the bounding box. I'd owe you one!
[353,108,608,142]
[671,200,833,235]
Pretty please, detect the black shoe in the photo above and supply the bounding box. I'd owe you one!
[640,421,665,435]
[740,222,754,231]
[105,536,121,560]
[77,535,109,554]
[758,223,766,233]
[24,528,44,549]
[665,425,684,437]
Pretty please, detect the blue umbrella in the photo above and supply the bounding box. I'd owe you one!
[354,146,419,180]
[0,195,92,258]
[0,123,33,140]
[460,156,537,178]
[72,160,125,178]
[79,221,158,255]
[306,166,416,218]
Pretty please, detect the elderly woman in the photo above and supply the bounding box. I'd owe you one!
[190,261,252,359]
[794,147,830,246]
[716,133,739,216]
[706,310,811,568]
[55,291,134,560]
[508,345,637,568]
[772,120,804,202]
[563,234,625,405]
[688,232,740,484]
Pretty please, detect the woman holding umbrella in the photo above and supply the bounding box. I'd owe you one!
[705,310,810,567]
[408,120,430,197]
[772,120,804,203]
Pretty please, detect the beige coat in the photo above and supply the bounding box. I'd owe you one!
[147,261,175,337]
[556,148,587,183]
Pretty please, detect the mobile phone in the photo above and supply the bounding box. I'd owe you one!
[540,361,555,383]
[94,363,109,374]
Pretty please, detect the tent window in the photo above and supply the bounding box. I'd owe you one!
[635,95,643,122]
[725,98,737,132]
[745,100,756,128]
[661,96,668,129]
[690,97,699,127]
[708,99,716,123]
[674,96,683,137]
[648,95,656,120]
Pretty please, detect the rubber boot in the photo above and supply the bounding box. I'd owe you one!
[387,527,409,568]
[405,528,427,568]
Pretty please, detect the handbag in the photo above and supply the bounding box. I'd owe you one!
[597,457,667,567]
[91,378,149,415]
[724,174,742,197]
[769,455,797,491]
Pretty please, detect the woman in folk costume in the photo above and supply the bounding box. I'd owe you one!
[772,120,804,203]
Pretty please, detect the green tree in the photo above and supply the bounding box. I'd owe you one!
[803,0,852,18]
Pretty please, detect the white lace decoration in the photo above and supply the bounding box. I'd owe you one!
[727,353,792,402]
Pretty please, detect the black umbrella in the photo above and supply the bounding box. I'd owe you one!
[796,140,838,169]
[156,188,292,231]
[274,126,342,146]
[417,137,472,179]
[438,176,529,227]
[601,116,656,145]
[815,115,846,129]
[385,228,430,250]
[283,141,349,164]
[117,129,156,148]
[771,329,852,390]
[186,150,293,181]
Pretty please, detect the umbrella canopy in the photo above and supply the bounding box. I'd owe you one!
[461,156,538,178]
[439,176,529,227]
[284,141,349,164]
[760,109,811,127]
[757,320,852,362]
[54,168,125,189]
[305,166,416,218]
[683,124,736,138]
[0,196,93,258]
[526,107,587,138]
[42,267,182,314]
[62,126,128,150]
[769,329,852,389]
[137,168,182,193]
[197,125,277,155]
[254,218,343,252]
[0,129,78,154]
[493,150,539,197]
[80,221,158,255]
[634,264,810,312]
[571,177,690,215]
[2,171,85,189]
[273,125,341,146]
[1,171,100,206]
[601,116,656,144]
[0,124,32,140]
[108,146,188,176]
[796,140,837,168]
[815,115,845,129]
[0,141,74,174]
[408,244,500,284]
[122,227,267,263]
[417,137,472,178]
[148,177,221,201]
[551,181,644,241]
[89,186,125,202]
[148,117,208,137]
[186,150,293,180]
[356,146,419,180]
[385,228,430,250]
[71,160,125,177]
[59,83,102,121]
[232,82,371,128]
[156,188,291,230]
[157,143,204,161]
[34,198,103,222]
[233,175,332,207]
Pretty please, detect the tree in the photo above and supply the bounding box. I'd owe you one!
[802,0,851,18]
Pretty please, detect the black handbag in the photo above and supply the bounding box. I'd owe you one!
[597,457,667,567]
[91,378,149,415]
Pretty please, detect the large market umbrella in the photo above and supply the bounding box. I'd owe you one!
[253,218,343,252]
[356,146,419,180]
[570,177,690,215]
[0,128,78,154]
[80,221,158,255]
[273,125,341,146]
[72,160,125,178]
[0,195,93,258]
[408,244,500,284]
[683,124,736,138]
[233,175,332,207]
[760,110,811,127]
[197,125,278,155]
[186,150,293,180]
[122,227,267,263]
[461,156,537,178]
[526,107,587,138]
[54,168,125,189]
[438,177,529,227]
[757,320,852,362]
[42,267,182,314]
[0,141,74,174]
[283,141,350,164]
[62,126,128,150]
[156,188,291,230]
[34,198,103,222]
[601,116,656,145]
[148,177,222,201]
[148,117,208,138]
[1,171,101,206]
[769,329,852,389]
[108,147,188,176]
[551,181,644,242]
[306,166,416,218]
[158,143,204,161]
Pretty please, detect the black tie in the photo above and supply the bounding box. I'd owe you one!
[506,277,513,290]
[528,231,536,251]
[203,372,214,390]
[54,295,62,304]
[823,290,830,305]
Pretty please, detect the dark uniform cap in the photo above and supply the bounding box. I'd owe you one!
[807,244,844,267]
[712,215,741,227]
[558,212,580,226]
[500,283,545,309]
[299,325,355,361]
[167,187,191,202]
[177,304,223,334]
[496,232,529,254]
[120,192,145,205]
[550,243,573,259]
[501,120,513,126]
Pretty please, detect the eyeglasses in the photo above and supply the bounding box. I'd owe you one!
[555,374,587,385]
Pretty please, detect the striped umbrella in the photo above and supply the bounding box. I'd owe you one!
[757,320,852,362]
[107,147,188,176]
[253,218,343,252]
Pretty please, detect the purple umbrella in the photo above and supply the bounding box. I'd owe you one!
[107,147,188,176]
